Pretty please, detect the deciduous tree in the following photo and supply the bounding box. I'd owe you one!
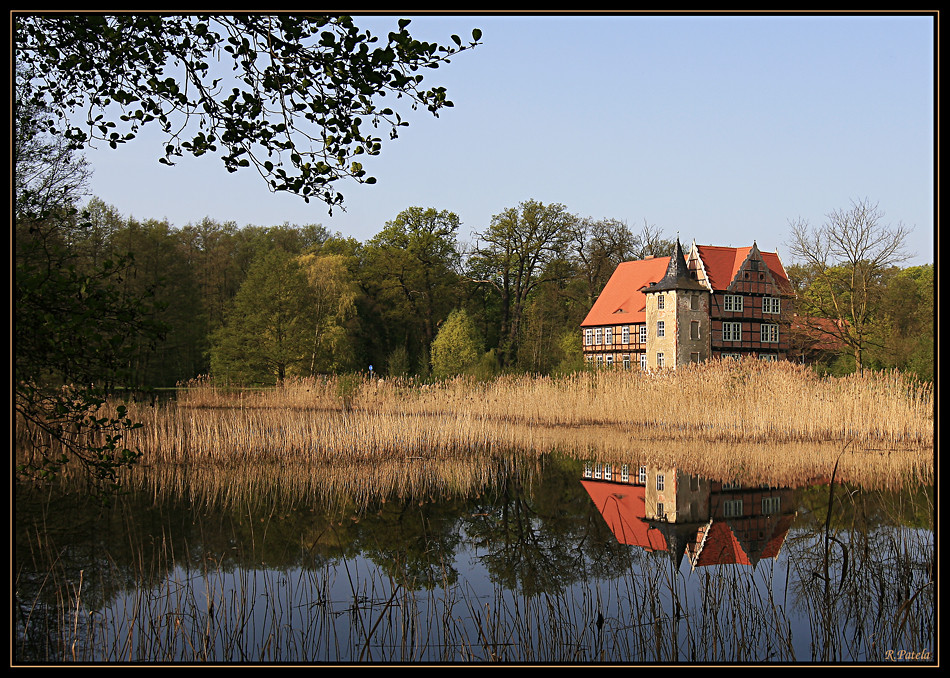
[786,198,913,374]
[430,308,481,378]
[210,248,315,384]
[15,89,162,495]
[15,14,481,210]
[468,200,577,368]
[363,207,462,369]
[298,252,361,374]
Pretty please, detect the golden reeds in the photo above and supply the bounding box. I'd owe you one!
[17,361,932,493]
[175,360,933,447]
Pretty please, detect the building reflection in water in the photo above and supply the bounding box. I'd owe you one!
[581,462,797,569]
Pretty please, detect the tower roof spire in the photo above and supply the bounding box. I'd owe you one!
[644,238,706,293]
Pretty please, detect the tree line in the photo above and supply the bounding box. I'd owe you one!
[26,198,687,387]
[21,193,934,392]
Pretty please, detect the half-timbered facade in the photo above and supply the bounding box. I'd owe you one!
[581,240,794,368]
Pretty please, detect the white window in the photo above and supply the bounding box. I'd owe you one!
[596,355,603,366]
[763,297,781,314]
[639,325,647,343]
[722,352,741,360]
[595,328,603,345]
[760,354,777,362]
[657,321,665,338]
[657,352,665,368]
[638,466,647,484]
[605,355,614,367]
[656,502,665,518]
[622,354,630,370]
[761,324,779,343]
[605,327,612,345]
[622,326,630,344]
[658,294,665,310]
[621,464,630,483]
[724,295,743,312]
[762,496,781,514]
[604,464,612,480]
[639,353,647,370]
[594,464,602,479]
[584,328,593,346]
[656,474,665,491]
[723,499,744,518]
[722,322,742,342]
[583,463,592,478]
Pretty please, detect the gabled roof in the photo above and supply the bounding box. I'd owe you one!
[692,520,751,566]
[692,513,796,567]
[691,243,793,295]
[581,256,670,327]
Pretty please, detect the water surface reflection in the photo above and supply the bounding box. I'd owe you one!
[14,451,934,664]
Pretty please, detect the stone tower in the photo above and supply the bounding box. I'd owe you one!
[642,239,710,368]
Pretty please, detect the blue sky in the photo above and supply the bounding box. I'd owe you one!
[81,13,936,266]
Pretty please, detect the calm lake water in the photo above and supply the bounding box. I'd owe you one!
[14,452,935,665]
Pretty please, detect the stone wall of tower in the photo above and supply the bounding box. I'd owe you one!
[645,289,710,368]
[645,290,677,368]
[674,289,710,365]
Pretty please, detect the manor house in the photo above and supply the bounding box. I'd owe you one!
[581,240,794,369]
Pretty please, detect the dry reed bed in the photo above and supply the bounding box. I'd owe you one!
[46,361,929,496]
[176,361,933,446]
[130,407,509,465]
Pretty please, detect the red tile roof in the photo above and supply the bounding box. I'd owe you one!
[693,513,796,567]
[692,244,792,294]
[791,315,849,351]
[581,256,670,327]
[694,520,751,566]
[580,480,668,551]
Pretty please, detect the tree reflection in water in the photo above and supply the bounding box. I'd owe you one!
[14,450,934,664]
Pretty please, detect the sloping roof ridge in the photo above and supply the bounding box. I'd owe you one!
[689,518,715,571]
